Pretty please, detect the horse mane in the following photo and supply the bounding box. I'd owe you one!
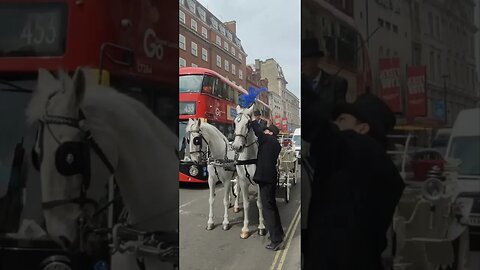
[25,68,116,125]
[186,120,227,142]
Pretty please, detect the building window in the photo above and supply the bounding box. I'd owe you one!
[385,21,391,30]
[201,27,208,39]
[437,54,441,78]
[179,10,185,24]
[179,0,185,6]
[191,19,197,32]
[393,25,398,33]
[202,48,208,62]
[198,7,206,22]
[191,63,198,67]
[231,47,236,56]
[435,16,440,38]
[239,69,243,80]
[239,54,243,61]
[232,64,236,75]
[224,60,229,71]
[216,35,221,46]
[179,57,186,67]
[386,48,390,56]
[378,18,384,27]
[428,12,433,35]
[224,41,229,51]
[187,0,195,13]
[179,34,186,50]
[379,46,383,57]
[191,42,197,56]
[216,55,221,67]
[430,51,435,79]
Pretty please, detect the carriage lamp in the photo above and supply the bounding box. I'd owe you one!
[189,165,199,176]
[422,178,444,201]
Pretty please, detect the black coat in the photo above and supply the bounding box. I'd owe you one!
[303,97,405,270]
[251,121,281,184]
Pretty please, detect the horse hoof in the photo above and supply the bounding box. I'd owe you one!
[234,207,241,213]
[206,224,214,230]
[258,229,267,236]
[222,224,231,231]
[240,231,250,239]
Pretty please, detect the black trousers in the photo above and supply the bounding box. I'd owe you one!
[258,182,284,243]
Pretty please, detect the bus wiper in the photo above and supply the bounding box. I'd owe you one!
[0,80,33,93]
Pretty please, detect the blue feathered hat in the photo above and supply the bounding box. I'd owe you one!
[238,86,268,108]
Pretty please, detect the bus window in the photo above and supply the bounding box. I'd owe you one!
[227,85,234,101]
[223,85,230,101]
[202,75,215,94]
[213,80,224,98]
[180,75,203,93]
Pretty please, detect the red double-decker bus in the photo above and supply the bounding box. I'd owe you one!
[0,0,177,268]
[179,67,269,183]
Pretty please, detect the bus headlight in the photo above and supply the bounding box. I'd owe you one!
[189,165,199,176]
[422,178,444,201]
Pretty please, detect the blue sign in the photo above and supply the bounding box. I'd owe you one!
[230,107,237,118]
[433,100,445,120]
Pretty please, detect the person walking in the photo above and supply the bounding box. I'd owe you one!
[303,93,405,270]
[250,115,284,251]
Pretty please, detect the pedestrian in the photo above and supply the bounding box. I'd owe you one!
[254,110,268,129]
[303,93,405,270]
[250,115,284,251]
[301,37,347,142]
[301,36,349,260]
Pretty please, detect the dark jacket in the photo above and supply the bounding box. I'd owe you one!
[304,96,405,270]
[251,121,281,184]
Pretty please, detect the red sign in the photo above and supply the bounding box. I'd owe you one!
[379,58,402,113]
[281,117,288,133]
[274,115,282,129]
[406,66,427,117]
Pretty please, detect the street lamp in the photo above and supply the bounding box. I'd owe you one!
[441,74,449,126]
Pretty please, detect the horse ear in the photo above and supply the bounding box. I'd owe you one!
[72,68,86,106]
[236,105,241,113]
[197,119,201,127]
[37,69,57,93]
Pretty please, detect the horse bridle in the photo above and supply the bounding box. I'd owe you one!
[32,91,115,212]
[234,113,257,150]
[187,128,210,164]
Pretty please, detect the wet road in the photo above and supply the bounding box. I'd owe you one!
[179,167,301,270]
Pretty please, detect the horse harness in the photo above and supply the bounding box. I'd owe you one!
[233,112,258,185]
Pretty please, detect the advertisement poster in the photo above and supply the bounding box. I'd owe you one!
[379,58,402,113]
[406,66,427,117]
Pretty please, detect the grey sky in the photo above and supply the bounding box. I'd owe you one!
[197,0,301,98]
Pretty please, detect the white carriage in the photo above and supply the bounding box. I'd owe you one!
[276,145,298,203]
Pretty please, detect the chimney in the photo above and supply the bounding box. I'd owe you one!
[224,21,236,34]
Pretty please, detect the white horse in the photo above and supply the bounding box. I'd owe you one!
[186,119,239,231]
[231,104,266,239]
[26,68,178,269]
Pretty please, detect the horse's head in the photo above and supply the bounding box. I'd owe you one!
[232,104,254,152]
[27,68,98,250]
[186,118,207,164]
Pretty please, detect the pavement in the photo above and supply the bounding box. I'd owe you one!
[179,167,301,270]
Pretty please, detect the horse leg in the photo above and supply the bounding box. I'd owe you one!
[239,177,251,239]
[256,183,267,236]
[234,178,241,213]
[222,178,231,231]
[206,174,216,230]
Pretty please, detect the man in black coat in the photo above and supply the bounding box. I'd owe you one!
[254,110,268,129]
[301,37,348,142]
[250,117,284,251]
[303,93,405,270]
